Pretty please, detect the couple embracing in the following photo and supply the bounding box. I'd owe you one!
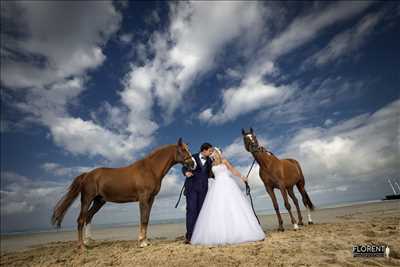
[182,143,265,245]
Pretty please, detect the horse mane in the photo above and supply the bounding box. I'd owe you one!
[267,150,279,160]
[260,146,279,160]
[145,144,176,160]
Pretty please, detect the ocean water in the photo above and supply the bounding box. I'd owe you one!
[1,217,187,236]
[1,199,383,236]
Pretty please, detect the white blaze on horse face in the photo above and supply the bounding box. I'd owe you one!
[246,134,255,145]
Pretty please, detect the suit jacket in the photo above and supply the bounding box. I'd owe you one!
[182,153,214,192]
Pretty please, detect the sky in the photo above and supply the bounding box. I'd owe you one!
[1,1,399,233]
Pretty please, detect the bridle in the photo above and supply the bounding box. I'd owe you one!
[245,134,273,155]
[178,145,194,169]
[244,134,261,153]
[182,155,194,167]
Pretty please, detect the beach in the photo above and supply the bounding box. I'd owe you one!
[1,200,399,266]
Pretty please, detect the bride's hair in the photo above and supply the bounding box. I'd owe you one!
[212,147,223,166]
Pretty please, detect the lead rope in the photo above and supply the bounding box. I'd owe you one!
[175,182,185,208]
[244,158,260,225]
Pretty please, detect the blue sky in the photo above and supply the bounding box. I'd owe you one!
[1,1,399,233]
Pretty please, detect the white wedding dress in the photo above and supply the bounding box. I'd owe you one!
[190,164,265,245]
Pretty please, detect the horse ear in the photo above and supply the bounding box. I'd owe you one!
[177,137,183,146]
[250,127,254,133]
[242,128,245,135]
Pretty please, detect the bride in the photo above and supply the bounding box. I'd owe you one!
[190,147,265,245]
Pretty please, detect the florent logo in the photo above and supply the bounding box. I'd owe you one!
[352,244,389,257]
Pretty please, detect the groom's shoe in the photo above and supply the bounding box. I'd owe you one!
[184,235,191,244]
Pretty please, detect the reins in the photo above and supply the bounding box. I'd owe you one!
[175,183,185,208]
[244,158,260,225]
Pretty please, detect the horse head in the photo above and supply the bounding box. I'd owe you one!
[242,128,260,153]
[176,138,195,169]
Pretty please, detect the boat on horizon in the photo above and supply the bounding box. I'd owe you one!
[383,179,400,200]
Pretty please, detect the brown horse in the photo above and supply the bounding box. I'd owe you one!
[242,128,315,231]
[51,138,195,249]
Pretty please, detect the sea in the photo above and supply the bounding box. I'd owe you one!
[0,198,384,236]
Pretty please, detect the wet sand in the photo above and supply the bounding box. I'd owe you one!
[1,200,399,266]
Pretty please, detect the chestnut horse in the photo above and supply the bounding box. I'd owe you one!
[242,128,315,231]
[51,138,195,249]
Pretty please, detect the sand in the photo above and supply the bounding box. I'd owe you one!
[1,200,399,266]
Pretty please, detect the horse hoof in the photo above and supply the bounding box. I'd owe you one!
[139,240,150,248]
[308,221,314,225]
[293,224,299,230]
[77,244,87,252]
[83,238,95,246]
[298,222,304,226]
[278,227,284,232]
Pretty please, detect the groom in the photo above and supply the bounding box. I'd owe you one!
[181,142,214,244]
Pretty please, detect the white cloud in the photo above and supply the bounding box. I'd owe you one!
[119,33,134,44]
[1,1,121,88]
[50,117,151,161]
[0,172,66,216]
[118,1,266,127]
[225,68,242,80]
[222,138,252,164]
[200,78,291,124]
[282,99,400,188]
[0,166,188,232]
[11,77,150,161]
[198,61,292,124]
[0,170,119,231]
[157,169,185,199]
[1,2,157,162]
[265,1,373,59]
[220,99,400,210]
[256,77,364,125]
[198,2,373,125]
[1,1,267,164]
[0,117,33,133]
[41,162,94,177]
[85,2,263,151]
[14,78,86,119]
[198,108,213,122]
[307,11,383,67]
[118,65,159,137]
[324,119,334,127]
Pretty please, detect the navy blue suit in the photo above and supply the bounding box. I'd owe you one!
[182,153,213,240]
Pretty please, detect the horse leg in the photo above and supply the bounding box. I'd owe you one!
[279,186,298,230]
[84,196,105,244]
[266,186,284,231]
[297,183,314,224]
[77,192,91,250]
[288,187,303,226]
[138,195,155,248]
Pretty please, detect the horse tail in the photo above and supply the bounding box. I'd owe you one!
[51,172,87,228]
[302,188,315,211]
[295,161,315,211]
